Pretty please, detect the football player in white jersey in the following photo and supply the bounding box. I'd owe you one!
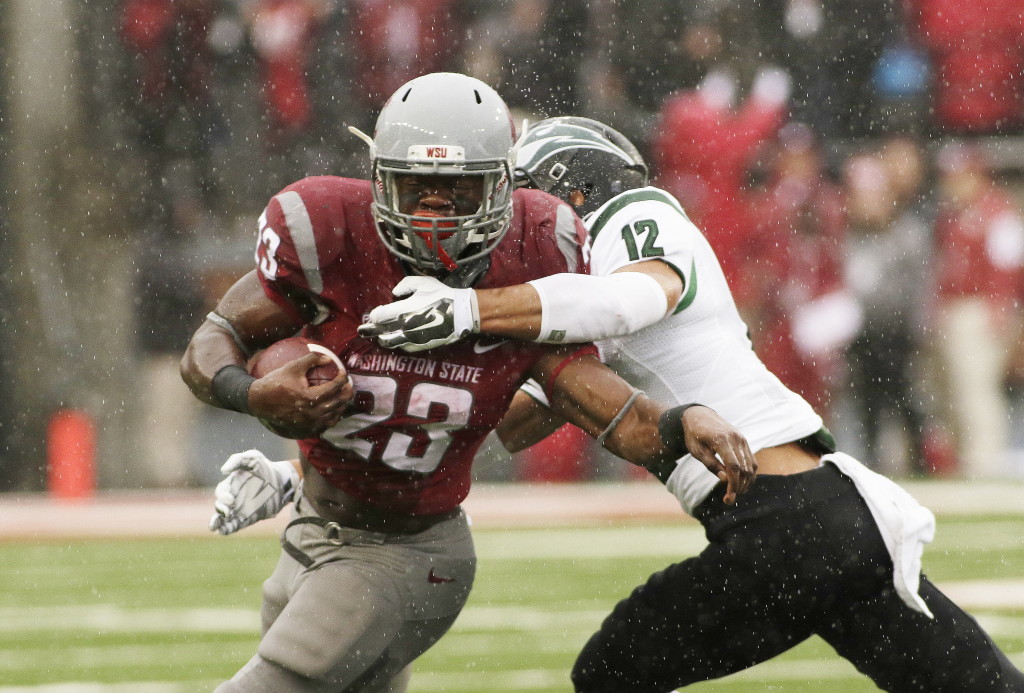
[358,117,1024,692]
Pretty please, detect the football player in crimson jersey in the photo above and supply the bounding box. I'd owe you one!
[358,117,1024,692]
[180,74,757,693]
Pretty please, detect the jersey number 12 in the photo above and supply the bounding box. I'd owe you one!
[620,219,665,261]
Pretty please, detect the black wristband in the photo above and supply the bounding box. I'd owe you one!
[211,365,256,415]
[657,403,704,456]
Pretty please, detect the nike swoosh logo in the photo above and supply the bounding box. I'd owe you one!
[406,308,445,333]
[428,568,456,584]
[473,340,508,354]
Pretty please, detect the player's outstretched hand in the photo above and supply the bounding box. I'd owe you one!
[209,450,299,535]
[681,406,757,505]
[358,276,479,352]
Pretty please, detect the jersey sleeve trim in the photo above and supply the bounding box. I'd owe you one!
[588,188,691,242]
[274,190,323,295]
[675,258,698,314]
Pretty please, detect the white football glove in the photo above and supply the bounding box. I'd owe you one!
[209,450,299,536]
[358,276,480,352]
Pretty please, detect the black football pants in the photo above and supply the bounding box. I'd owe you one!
[572,464,1024,692]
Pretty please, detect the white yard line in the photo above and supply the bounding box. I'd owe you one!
[0,601,1021,692]
[942,579,1024,610]
[4,582,1024,638]
[3,479,1023,539]
[0,606,259,633]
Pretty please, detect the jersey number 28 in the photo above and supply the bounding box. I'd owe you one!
[322,374,473,474]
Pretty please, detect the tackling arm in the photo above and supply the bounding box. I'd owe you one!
[533,348,757,504]
[512,260,682,342]
[360,260,683,350]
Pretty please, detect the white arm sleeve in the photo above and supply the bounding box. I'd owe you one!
[528,271,669,343]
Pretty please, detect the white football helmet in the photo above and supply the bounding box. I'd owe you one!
[358,72,517,274]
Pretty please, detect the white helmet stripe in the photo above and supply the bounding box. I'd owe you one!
[275,191,323,295]
[555,204,583,272]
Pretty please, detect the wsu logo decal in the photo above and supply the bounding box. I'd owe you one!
[408,144,466,162]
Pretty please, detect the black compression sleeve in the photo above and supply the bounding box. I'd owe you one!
[211,365,256,415]
[657,403,705,456]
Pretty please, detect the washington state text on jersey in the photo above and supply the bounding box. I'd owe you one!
[346,352,483,384]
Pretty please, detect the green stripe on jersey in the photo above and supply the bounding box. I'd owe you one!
[675,259,698,313]
[588,189,689,241]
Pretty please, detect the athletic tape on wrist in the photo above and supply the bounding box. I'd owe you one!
[211,364,256,415]
[657,403,704,456]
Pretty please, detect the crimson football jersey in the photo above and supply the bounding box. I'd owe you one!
[255,176,589,515]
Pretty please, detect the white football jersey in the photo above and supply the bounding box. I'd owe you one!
[585,187,824,513]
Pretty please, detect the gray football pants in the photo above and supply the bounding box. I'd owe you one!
[216,493,476,693]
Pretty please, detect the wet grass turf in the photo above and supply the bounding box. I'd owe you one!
[1,515,1022,692]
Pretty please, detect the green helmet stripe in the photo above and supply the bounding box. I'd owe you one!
[521,139,619,167]
[518,125,637,171]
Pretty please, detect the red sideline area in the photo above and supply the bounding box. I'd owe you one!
[2,480,1024,540]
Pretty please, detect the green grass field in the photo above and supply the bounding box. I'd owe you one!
[2,514,1024,692]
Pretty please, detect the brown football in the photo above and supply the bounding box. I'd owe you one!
[248,336,342,386]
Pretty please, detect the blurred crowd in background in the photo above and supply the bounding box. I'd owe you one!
[7,0,1024,490]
